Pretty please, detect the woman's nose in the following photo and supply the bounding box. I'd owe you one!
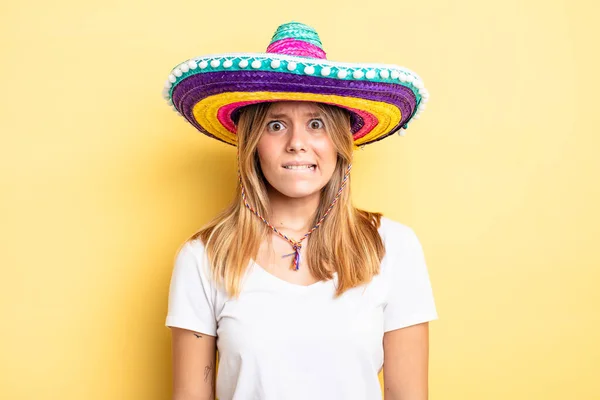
[286,124,308,152]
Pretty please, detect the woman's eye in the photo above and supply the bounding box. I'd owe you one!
[309,119,324,130]
[267,121,285,131]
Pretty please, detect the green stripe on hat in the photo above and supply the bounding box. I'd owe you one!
[269,22,323,49]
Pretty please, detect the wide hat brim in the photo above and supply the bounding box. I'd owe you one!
[163,39,429,148]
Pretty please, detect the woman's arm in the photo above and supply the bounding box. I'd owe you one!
[171,327,217,400]
[383,322,430,400]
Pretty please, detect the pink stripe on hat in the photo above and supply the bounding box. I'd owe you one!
[216,100,378,140]
[267,38,327,59]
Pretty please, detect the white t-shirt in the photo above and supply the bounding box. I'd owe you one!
[166,216,438,400]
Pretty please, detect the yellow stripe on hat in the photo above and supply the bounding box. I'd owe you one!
[192,92,402,147]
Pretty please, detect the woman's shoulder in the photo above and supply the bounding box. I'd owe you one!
[377,216,426,265]
[174,237,207,264]
[172,237,219,288]
[378,215,419,243]
[377,216,430,282]
[184,236,206,251]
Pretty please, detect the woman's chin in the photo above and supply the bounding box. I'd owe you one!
[274,187,322,200]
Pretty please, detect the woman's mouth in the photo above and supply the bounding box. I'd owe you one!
[282,164,316,171]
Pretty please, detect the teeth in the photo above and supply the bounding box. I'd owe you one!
[284,165,315,170]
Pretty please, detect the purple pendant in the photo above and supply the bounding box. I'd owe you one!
[282,246,301,270]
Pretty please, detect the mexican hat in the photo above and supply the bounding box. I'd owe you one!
[162,22,429,148]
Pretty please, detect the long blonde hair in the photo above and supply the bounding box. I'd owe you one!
[189,102,385,298]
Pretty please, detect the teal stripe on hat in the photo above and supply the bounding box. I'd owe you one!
[269,22,323,49]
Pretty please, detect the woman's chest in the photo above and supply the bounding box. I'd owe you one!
[214,271,387,365]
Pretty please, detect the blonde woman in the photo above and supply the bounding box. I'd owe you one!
[164,22,437,400]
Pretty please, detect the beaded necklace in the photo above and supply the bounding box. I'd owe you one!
[238,160,352,271]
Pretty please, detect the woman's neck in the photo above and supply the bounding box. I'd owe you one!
[267,188,321,232]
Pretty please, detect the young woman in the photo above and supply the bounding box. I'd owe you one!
[164,22,437,400]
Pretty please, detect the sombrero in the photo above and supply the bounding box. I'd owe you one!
[162,22,429,148]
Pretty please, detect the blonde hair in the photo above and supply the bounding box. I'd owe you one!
[189,102,385,298]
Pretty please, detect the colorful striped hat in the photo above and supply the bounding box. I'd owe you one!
[162,22,429,148]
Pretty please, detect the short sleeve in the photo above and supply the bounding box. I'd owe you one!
[383,226,439,332]
[165,240,217,336]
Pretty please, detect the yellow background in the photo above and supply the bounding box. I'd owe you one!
[1,0,599,398]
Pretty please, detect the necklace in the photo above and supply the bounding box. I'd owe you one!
[238,160,352,271]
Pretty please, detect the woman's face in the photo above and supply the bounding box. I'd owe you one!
[256,101,338,201]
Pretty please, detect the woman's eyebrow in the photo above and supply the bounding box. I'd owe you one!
[266,113,288,119]
[305,112,323,118]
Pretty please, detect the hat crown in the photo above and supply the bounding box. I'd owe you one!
[266,22,327,60]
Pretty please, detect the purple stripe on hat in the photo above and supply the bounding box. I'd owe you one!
[171,71,417,145]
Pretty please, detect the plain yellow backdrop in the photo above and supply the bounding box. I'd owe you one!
[1,0,599,398]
